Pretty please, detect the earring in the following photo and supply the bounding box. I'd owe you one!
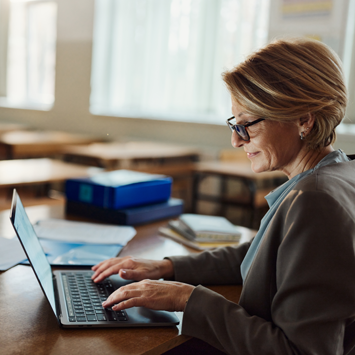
[300,132,304,140]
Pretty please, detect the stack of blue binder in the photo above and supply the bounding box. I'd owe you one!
[65,169,184,225]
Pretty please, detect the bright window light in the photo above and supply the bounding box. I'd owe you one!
[90,0,270,124]
[2,0,57,108]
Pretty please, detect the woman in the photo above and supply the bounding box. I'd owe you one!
[91,38,355,354]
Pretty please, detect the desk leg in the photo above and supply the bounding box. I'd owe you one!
[0,144,13,160]
[219,175,227,217]
[192,173,199,213]
[6,145,13,159]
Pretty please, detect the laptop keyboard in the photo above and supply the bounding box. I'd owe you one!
[61,272,128,323]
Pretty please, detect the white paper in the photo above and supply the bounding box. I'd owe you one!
[33,219,136,245]
[51,245,122,265]
[91,169,165,186]
[0,236,27,271]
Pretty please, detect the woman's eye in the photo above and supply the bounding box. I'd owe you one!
[247,123,258,132]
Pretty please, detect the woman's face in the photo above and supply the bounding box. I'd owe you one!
[231,100,303,177]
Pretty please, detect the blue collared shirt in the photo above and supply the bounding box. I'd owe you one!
[240,149,350,282]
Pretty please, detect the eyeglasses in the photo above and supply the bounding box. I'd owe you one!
[226,116,265,141]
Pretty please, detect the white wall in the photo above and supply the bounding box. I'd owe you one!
[0,0,354,156]
[268,0,355,153]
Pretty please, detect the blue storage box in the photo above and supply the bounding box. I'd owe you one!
[65,170,172,209]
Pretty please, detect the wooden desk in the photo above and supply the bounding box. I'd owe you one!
[194,160,285,181]
[0,122,28,135]
[0,159,103,210]
[0,158,103,189]
[193,161,287,227]
[0,204,249,355]
[63,142,200,211]
[62,142,200,170]
[0,130,101,159]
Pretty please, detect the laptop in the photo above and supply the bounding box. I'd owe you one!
[9,189,179,328]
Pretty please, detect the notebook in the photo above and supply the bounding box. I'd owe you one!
[9,189,179,328]
[168,214,242,242]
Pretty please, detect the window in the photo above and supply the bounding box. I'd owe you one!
[0,0,9,97]
[91,0,270,124]
[0,0,57,109]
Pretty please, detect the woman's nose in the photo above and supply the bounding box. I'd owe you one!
[231,130,245,148]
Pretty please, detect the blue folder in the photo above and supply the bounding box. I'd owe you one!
[65,198,184,225]
[65,170,172,209]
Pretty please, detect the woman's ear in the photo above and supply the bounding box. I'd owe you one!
[298,113,315,138]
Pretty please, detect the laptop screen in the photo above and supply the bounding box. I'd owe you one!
[10,190,57,316]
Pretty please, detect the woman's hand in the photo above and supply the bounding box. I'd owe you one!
[102,279,195,312]
[91,256,174,283]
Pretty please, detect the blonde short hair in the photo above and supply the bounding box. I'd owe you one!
[222,38,347,151]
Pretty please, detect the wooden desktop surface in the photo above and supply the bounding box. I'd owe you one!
[62,141,200,170]
[0,130,101,159]
[194,160,285,180]
[0,158,103,188]
[0,122,28,135]
[0,204,253,355]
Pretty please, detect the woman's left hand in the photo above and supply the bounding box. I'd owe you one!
[102,280,195,312]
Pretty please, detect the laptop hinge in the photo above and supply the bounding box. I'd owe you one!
[53,275,63,325]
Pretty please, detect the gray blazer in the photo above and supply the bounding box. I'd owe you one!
[169,158,355,354]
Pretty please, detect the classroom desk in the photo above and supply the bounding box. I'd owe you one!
[0,130,101,159]
[63,141,200,211]
[192,160,286,227]
[0,122,28,135]
[0,204,254,355]
[0,159,103,210]
[62,141,200,170]
[0,158,102,189]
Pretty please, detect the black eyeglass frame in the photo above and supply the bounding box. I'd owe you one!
[226,116,265,141]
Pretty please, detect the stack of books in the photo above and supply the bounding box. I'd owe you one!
[65,169,184,225]
[159,213,244,250]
